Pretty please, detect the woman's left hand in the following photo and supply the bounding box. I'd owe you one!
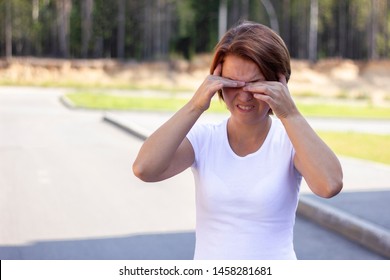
[243,74,298,119]
[245,75,343,198]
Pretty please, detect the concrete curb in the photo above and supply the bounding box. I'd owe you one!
[59,95,76,110]
[103,115,149,141]
[297,196,390,258]
[103,114,390,259]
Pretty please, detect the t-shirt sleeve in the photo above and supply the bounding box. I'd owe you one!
[186,123,209,168]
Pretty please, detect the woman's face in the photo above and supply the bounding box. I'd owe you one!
[221,54,270,124]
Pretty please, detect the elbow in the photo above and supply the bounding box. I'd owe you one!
[132,162,144,181]
[316,177,343,199]
[132,161,157,183]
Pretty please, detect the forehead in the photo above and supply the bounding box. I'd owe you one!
[221,54,264,81]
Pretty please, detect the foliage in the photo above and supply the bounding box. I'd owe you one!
[0,0,389,60]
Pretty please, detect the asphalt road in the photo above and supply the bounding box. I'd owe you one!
[0,86,385,260]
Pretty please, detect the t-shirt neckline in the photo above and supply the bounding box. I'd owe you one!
[223,117,274,159]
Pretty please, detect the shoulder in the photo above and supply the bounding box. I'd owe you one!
[268,117,294,149]
[269,117,288,137]
[187,119,226,140]
[186,119,227,152]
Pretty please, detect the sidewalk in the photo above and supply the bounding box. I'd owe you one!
[103,110,390,259]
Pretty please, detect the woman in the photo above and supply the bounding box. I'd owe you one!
[133,21,343,260]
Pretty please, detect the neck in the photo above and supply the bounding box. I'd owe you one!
[228,116,271,139]
[227,116,271,156]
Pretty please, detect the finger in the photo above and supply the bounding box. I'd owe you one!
[253,92,273,107]
[278,73,287,86]
[222,78,245,88]
[243,83,268,94]
[213,63,222,76]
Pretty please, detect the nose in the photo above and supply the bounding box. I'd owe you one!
[238,89,253,102]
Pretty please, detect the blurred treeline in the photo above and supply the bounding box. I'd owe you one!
[0,0,389,61]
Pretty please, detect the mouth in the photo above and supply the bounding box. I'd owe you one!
[237,104,255,112]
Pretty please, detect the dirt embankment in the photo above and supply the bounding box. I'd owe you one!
[1,55,390,104]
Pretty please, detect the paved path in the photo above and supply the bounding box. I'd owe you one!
[103,110,390,259]
[0,88,196,259]
[0,86,389,260]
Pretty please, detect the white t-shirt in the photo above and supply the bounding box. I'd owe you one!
[186,117,302,260]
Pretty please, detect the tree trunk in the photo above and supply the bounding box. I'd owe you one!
[81,0,93,58]
[282,0,290,48]
[153,0,161,58]
[338,0,346,57]
[260,0,279,34]
[5,0,12,58]
[32,0,39,21]
[385,0,389,57]
[56,0,72,58]
[218,0,228,40]
[143,0,152,59]
[117,0,125,59]
[229,0,249,26]
[309,0,318,62]
[369,0,379,59]
[241,0,249,21]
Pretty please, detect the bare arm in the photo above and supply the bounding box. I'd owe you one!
[245,76,343,198]
[281,112,343,198]
[132,65,245,182]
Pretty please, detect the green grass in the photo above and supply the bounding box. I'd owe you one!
[66,92,228,112]
[66,92,190,111]
[65,92,390,118]
[317,131,390,165]
[296,103,390,118]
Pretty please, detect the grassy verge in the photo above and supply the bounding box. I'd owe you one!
[65,92,390,118]
[317,131,390,165]
[66,92,190,111]
[66,92,226,112]
[297,103,390,119]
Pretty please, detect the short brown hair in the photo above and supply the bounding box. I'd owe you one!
[210,21,291,99]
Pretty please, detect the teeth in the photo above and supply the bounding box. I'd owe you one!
[238,105,253,110]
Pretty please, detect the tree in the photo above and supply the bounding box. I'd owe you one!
[81,0,93,58]
[229,0,249,26]
[218,0,227,40]
[116,0,125,59]
[190,0,219,53]
[369,0,379,59]
[309,0,318,62]
[0,0,389,60]
[56,0,72,57]
[260,0,279,34]
[32,0,39,21]
[5,0,12,58]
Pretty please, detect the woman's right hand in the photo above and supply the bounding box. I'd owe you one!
[190,64,245,112]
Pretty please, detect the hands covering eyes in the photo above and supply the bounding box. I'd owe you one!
[191,64,297,119]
